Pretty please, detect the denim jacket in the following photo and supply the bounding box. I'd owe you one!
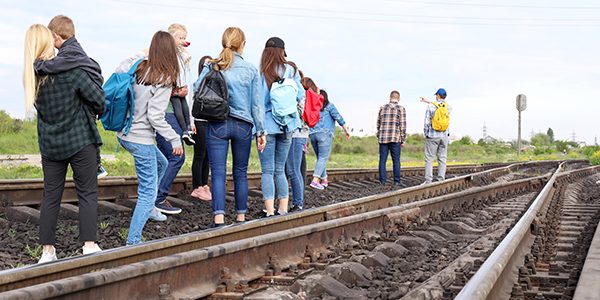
[259,64,306,135]
[193,53,265,136]
[309,102,346,136]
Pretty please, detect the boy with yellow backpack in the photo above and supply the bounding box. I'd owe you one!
[420,88,450,184]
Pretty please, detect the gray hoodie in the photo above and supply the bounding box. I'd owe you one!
[116,54,181,148]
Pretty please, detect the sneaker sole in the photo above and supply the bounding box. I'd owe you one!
[149,218,167,222]
[191,193,211,201]
[156,208,182,215]
[97,172,108,179]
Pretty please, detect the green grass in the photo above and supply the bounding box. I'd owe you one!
[0,117,589,179]
[24,244,42,260]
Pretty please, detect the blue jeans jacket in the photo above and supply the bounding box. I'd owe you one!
[259,63,305,134]
[193,53,266,136]
[309,102,346,136]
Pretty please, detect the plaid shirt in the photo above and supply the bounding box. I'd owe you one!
[35,68,105,160]
[424,101,450,138]
[377,101,406,144]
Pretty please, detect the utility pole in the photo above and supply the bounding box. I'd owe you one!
[483,122,488,139]
[571,131,577,143]
[516,94,527,158]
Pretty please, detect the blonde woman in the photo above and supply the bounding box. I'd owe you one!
[167,23,194,145]
[23,24,104,263]
[193,27,266,227]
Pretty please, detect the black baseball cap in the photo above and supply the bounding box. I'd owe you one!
[265,37,287,57]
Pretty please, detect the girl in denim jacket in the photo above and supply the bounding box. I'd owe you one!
[194,27,266,226]
[309,90,351,190]
[258,37,306,217]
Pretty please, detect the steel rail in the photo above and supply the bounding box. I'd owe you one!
[455,164,600,300]
[0,164,502,207]
[0,162,534,292]
[0,167,553,299]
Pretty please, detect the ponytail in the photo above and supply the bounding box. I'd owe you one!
[212,27,245,71]
[216,47,234,70]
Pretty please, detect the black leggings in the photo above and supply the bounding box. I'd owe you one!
[171,95,191,132]
[192,120,210,188]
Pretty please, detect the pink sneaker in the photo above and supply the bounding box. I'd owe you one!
[321,179,329,188]
[191,187,211,201]
[203,185,212,198]
[309,181,325,190]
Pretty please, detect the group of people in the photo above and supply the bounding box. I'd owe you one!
[22,16,355,263]
[375,89,451,187]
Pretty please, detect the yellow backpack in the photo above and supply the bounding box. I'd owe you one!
[432,102,450,131]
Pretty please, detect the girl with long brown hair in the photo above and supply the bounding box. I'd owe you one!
[115,31,183,244]
[258,37,305,217]
[308,88,351,190]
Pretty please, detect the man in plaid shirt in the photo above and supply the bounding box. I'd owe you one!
[377,90,406,186]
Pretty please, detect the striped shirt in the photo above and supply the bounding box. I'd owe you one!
[424,101,451,138]
[377,101,406,144]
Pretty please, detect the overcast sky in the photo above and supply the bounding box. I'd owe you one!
[2,0,599,144]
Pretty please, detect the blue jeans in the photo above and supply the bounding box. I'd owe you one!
[379,142,401,184]
[207,117,253,215]
[285,137,307,207]
[155,113,185,205]
[119,139,167,245]
[259,134,292,200]
[309,131,333,179]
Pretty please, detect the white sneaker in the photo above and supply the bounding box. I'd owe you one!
[38,247,57,264]
[148,207,167,221]
[82,244,102,255]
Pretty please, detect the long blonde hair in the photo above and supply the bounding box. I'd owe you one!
[212,27,245,71]
[23,24,55,112]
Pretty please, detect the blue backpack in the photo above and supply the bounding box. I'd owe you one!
[270,76,299,130]
[100,59,143,135]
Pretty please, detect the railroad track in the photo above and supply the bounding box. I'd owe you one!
[0,164,507,206]
[0,163,508,225]
[0,163,533,270]
[0,160,593,299]
[452,164,600,300]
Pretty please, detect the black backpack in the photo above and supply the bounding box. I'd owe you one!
[192,64,229,121]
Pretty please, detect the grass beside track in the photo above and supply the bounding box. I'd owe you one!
[0,119,587,179]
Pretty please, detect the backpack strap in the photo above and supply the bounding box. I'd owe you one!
[123,59,142,136]
[127,59,144,76]
[432,102,447,110]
